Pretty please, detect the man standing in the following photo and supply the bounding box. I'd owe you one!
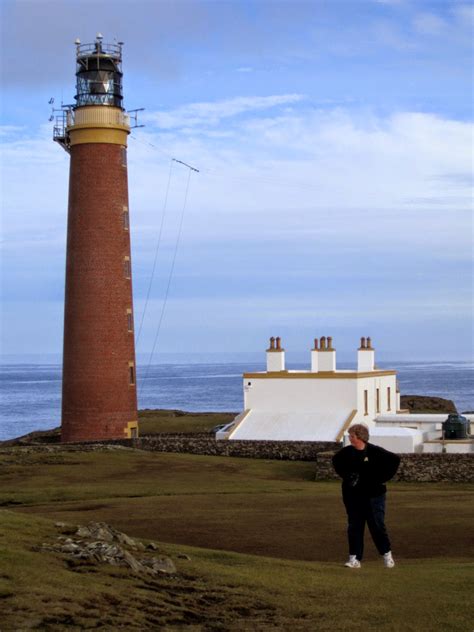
[332,424,400,568]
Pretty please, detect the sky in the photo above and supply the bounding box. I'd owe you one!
[1,0,473,364]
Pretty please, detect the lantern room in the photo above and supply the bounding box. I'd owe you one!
[74,33,124,108]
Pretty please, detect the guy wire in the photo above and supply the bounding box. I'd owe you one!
[135,158,174,347]
[139,167,193,395]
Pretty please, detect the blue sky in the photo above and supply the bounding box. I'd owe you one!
[1,0,472,363]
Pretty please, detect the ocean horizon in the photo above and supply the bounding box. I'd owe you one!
[1,359,473,442]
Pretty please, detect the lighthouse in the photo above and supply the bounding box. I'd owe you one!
[54,34,138,442]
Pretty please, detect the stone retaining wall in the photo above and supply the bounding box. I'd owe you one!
[3,434,472,481]
[315,451,474,483]
[114,435,340,461]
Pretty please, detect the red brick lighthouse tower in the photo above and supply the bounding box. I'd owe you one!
[54,34,138,442]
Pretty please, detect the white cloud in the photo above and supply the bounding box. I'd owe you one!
[413,13,446,35]
[143,94,306,129]
[453,4,474,26]
[2,103,472,357]
[138,107,472,220]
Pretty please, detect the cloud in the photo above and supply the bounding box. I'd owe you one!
[2,102,472,357]
[413,13,446,35]
[143,94,305,129]
[453,4,474,26]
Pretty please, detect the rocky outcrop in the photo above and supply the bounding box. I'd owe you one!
[400,395,456,414]
[41,522,177,577]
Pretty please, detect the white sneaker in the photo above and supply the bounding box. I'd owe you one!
[345,555,361,568]
[383,551,395,568]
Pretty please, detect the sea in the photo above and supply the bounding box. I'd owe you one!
[0,360,473,442]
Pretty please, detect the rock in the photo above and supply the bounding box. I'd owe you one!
[151,557,177,574]
[177,553,191,560]
[61,543,80,553]
[76,526,93,538]
[43,521,178,578]
[141,556,177,575]
[122,549,145,574]
[54,522,67,528]
[147,542,159,551]
[116,532,137,548]
[400,395,457,414]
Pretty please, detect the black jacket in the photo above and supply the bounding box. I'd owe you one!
[332,442,400,499]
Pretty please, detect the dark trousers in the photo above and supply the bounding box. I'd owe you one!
[343,493,391,560]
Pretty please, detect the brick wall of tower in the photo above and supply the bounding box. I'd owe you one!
[62,142,137,442]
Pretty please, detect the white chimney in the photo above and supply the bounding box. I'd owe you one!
[357,336,375,371]
[311,338,319,372]
[318,336,336,372]
[266,336,285,372]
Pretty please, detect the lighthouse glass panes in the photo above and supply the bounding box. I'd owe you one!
[75,42,123,108]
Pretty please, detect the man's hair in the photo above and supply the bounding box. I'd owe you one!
[348,424,369,443]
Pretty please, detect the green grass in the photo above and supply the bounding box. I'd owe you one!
[1,409,236,446]
[138,409,236,434]
[1,446,473,630]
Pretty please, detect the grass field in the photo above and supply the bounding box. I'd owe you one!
[138,409,237,435]
[1,446,472,630]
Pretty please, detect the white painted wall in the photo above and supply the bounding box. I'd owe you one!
[318,350,336,372]
[355,375,398,422]
[244,374,357,412]
[266,351,285,372]
[343,426,424,453]
[358,349,375,371]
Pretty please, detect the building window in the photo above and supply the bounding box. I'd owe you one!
[121,146,127,167]
[123,206,129,230]
[387,387,391,411]
[123,256,131,278]
[364,390,368,416]
[131,427,138,438]
[376,388,380,413]
[129,362,135,386]
[126,309,133,332]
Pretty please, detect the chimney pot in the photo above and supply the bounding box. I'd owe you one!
[367,337,372,349]
[314,338,319,350]
[327,336,333,350]
[276,337,281,350]
[320,336,326,350]
[360,337,366,349]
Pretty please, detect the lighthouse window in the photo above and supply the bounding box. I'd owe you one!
[121,147,127,167]
[126,309,133,332]
[364,390,368,416]
[387,387,391,411]
[129,363,135,386]
[123,257,131,278]
[376,388,380,413]
[123,207,129,230]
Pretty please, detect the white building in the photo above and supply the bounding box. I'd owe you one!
[217,337,473,454]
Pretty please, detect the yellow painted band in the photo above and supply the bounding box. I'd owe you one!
[243,370,397,379]
[124,421,139,438]
[336,409,358,443]
[69,127,129,146]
